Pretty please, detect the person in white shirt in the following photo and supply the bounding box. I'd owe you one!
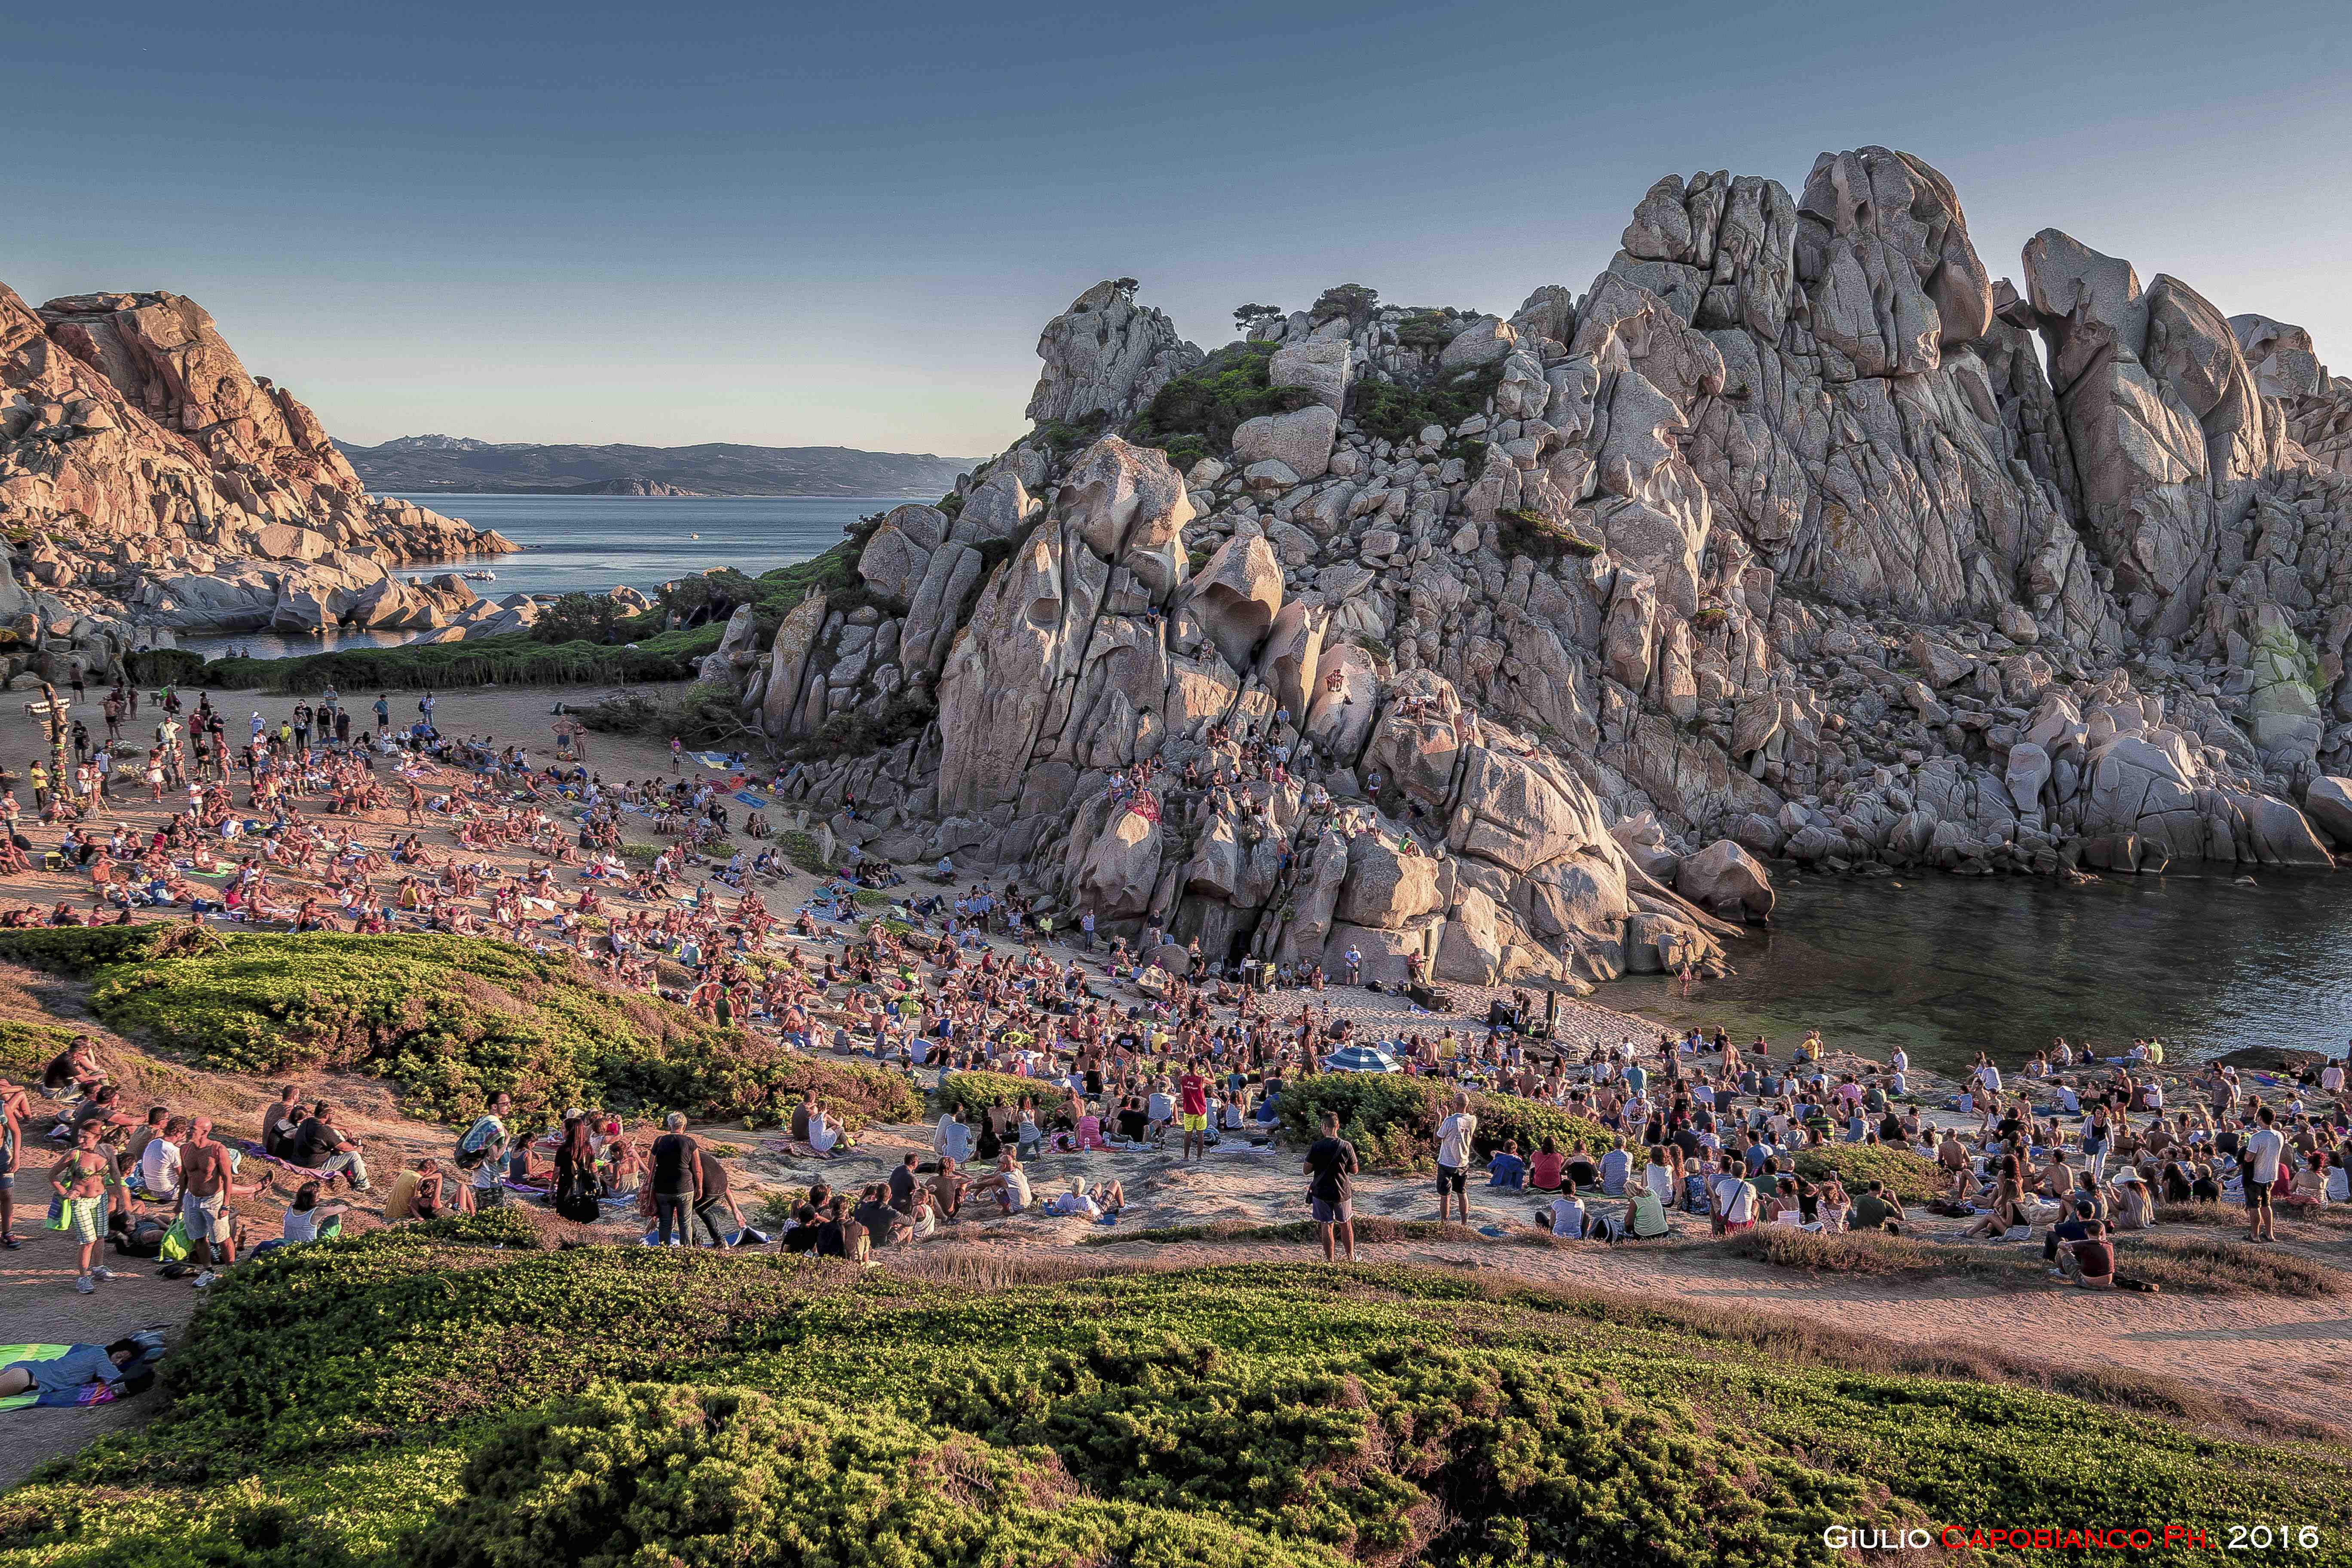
[933,1109,974,1165]
[2243,1106,2286,1243]
[136,1120,185,1198]
[1548,1193,1586,1238]
[1434,1092,1478,1225]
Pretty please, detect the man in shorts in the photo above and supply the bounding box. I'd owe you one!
[178,1117,261,1277]
[1177,1058,1210,1163]
[1303,1110,1358,1262]
[2243,1104,2285,1243]
[1434,1090,1476,1224]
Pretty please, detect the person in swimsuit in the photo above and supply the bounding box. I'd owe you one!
[48,1121,126,1294]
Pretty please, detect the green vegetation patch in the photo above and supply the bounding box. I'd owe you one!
[196,631,698,695]
[1348,361,1506,444]
[1276,1074,1612,1171]
[0,928,920,1128]
[1129,342,1320,473]
[932,1069,1046,1118]
[5,1232,2345,1568]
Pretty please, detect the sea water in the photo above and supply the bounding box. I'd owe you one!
[176,493,898,658]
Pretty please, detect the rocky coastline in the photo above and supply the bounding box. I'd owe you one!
[0,286,513,685]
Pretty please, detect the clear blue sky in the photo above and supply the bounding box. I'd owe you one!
[6,0,2347,458]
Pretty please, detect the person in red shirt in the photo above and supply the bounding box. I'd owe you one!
[1177,1060,1210,1163]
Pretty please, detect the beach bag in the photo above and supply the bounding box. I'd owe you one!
[159,1218,191,1262]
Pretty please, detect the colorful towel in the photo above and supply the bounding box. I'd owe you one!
[734,791,768,807]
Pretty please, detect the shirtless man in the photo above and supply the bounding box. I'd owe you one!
[178,1117,263,1273]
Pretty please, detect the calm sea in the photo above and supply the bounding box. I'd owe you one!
[1607,868,2352,1075]
[177,493,906,658]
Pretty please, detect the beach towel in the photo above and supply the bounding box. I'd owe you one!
[692,752,732,770]
[734,791,768,807]
[0,1346,113,1409]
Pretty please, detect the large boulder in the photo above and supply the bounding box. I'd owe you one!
[856,506,940,608]
[2304,776,2352,847]
[1268,338,1351,413]
[1232,403,1338,483]
[1025,280,1199,426]
[1071,803,1163,921]
[1187,533,1283,671]
[1433,885,1504,985]
[760,594,829,737]
[1333,835,1443,928]
[1675,839,1775,923]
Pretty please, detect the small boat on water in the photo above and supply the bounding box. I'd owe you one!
[463,570,496,582]
[689,533,699,539]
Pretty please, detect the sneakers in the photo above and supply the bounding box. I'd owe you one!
[89,1266,117,1280]
[191,1270,220,1289]
[74,1273,95,1294]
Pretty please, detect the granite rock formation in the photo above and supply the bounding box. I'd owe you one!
[1,285,511,684]
[706,144,2352,986]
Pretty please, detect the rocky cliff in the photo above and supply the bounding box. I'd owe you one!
[0,286,511,682]
[692,151,2352,989]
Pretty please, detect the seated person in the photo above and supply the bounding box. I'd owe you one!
[2052,1217,2116,1289]
[1486,1139,1526,1189]
[1527,1139,1565,1192]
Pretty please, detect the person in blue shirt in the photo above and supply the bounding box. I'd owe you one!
[0,1339,149,1403]
[1623,1062,1648,1097]
[1486,1140,1526,1189]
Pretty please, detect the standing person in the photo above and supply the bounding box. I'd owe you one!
[552,1114,602,1227]
[374,693,391,734]
[647,1112,701,1246]
[49,1121,126,1294]
[177,1117,258,1280]
[1177,1057,1210,1163]
[1302,1109,1358,1262]
[693,1139,748,1246]
[670,736,683,774]
[1434,1090,1477,1224]
[2244,1104,2285,1243]
[418,692,437,730]
[456,1092,514,1212]
[0,1075,25,1250]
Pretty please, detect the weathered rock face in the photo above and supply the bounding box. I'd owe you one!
[1025,280,1202,427]
[760,145,2352,992]
[1,282,511,674]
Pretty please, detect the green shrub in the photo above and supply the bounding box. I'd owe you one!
[1129,342,1317,465]
[1790,1142,1939,1204]
[0,1017,78,1080]
[196,631,701,695]
[1348,361,1505,444]
[0,928,916,1127]
[19,1240,2345,1568]
[1276,1075,1610,1171]
[125,647,207,687]
[933,1070,1045,1118]
[401,1383,1314,1568]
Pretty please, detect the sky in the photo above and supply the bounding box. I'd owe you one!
[6,0,2350,459]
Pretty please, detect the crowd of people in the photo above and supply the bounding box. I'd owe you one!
[4,683,2348,1295]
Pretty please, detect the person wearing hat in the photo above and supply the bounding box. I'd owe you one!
[2108,1165,2154,1230]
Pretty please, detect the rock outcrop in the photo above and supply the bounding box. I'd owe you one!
[744,147,2352,985]
[1,285,511,683]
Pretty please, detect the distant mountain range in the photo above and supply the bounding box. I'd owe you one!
[334,435,977,497]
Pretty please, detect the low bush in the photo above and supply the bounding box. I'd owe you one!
[1275,1075,1611,1171]
[933,1070,1046,1118]
[198,631,701,695]
[0,928,917,1127]
[1348,361,1506,444]
[1128,342,1318,471]
[1789,1141,1940,1204]
[11,1240,2344,1568]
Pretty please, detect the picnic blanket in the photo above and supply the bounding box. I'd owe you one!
[692,752,734,770]
[734,791,768,807]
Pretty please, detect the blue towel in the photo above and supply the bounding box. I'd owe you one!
[734,790,768,807]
